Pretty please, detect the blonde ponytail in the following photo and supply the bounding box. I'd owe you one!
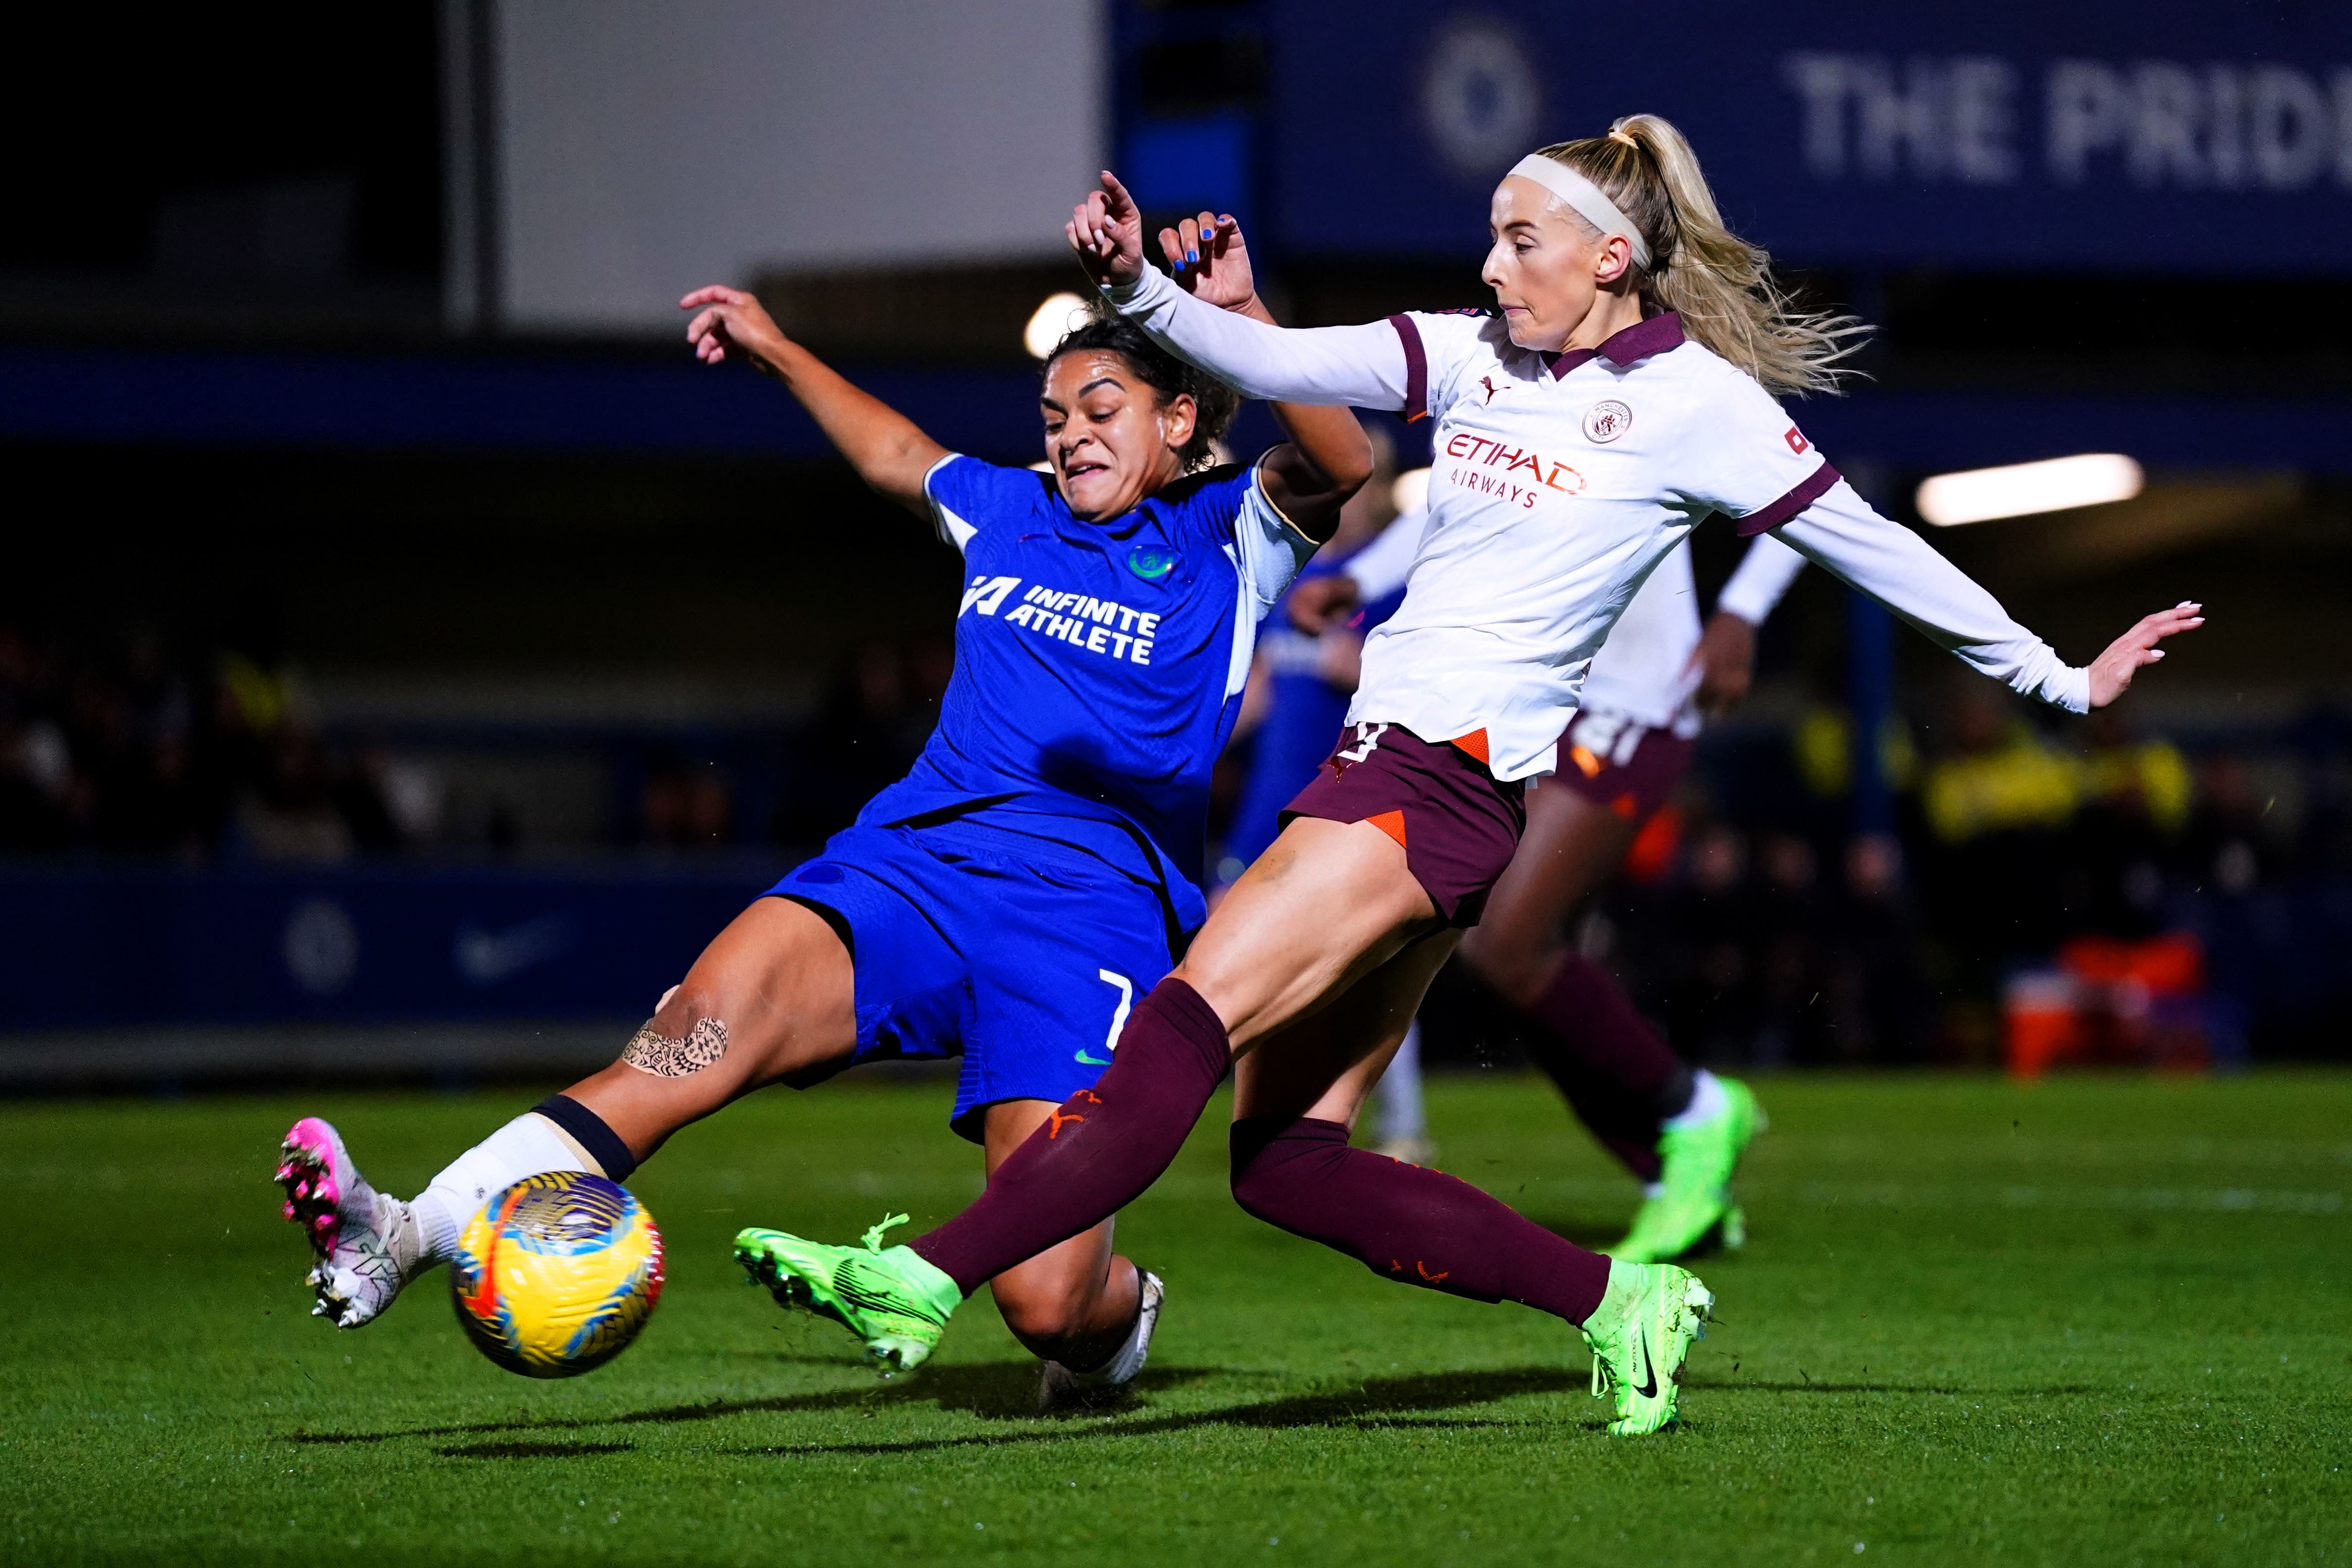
[1534,114,1865,396]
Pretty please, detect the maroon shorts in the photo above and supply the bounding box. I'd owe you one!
[1281,722,1527,927]
[1556,708,1695,825]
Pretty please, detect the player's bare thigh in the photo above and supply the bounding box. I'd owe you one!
[564,896,858,1158]
[1233,929,1460,1130]
[1458,782,1639,1004]
[1173,815,1439,1051]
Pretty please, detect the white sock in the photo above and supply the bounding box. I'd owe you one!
[1663,1069,1729,1132]
[410,1112,596,1262]
[1373,1022,1427,1145]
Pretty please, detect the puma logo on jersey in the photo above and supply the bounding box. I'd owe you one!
[1478,374,1504,404]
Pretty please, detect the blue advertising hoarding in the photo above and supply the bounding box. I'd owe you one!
[1266,0,2352,270]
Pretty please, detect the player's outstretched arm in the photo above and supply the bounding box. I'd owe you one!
[681,286,945,519]
[1772,480,2202,712]
[1151,210,1371,542]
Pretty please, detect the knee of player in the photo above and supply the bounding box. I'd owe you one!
[1456,926,1552,1008]
[1228,1120,1323,1222]
[1227,1153,1283,1222]
[991,1276,1092,1349]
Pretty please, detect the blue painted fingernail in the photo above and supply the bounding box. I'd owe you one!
[1186,248,1198,263]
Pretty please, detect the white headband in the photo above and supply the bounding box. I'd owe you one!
[1506,155,1652,269]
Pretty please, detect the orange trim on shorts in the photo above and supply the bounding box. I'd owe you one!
[1448,728,1491,766]
[1365,809,1409,848]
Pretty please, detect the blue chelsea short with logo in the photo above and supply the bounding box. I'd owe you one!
[762,817,1183,1141]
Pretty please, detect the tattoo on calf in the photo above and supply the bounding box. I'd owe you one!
[621,1017,729,1078]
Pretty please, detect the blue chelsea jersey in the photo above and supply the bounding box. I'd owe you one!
[855,453,1316,931]
[1221,547,1411,876]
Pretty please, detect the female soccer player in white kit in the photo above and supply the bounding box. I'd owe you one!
[738,114,2202,1437]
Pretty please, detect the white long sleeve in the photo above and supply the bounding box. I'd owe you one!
[1713,533,1809,626]
[1341,509,1425,602]
[1103,265,1411,408]
[1775,480,2089,712]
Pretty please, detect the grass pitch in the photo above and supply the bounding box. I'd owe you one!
[3,1069,2347,1566]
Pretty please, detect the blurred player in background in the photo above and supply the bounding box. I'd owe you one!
[275,270,1371,1411]
[1297,522,1805,1259]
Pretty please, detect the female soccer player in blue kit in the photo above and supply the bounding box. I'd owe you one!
[274,256,1372,1409]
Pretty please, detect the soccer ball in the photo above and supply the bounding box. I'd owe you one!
[449,1172,665,1377]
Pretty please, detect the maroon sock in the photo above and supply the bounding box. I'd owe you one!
[1229,1116,1611,1324]
[1518,953,1693,1182]
[909,978,1230,1295]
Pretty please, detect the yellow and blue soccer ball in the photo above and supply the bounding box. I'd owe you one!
[449,1172,664,1377]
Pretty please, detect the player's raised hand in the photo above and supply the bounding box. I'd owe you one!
[1159,211,1256,310]
[681,285,789,372]
[1067,171,1147,290]
[2086,601,2204,707]
[1287,574,1364,634]
[1689,610,1759,716]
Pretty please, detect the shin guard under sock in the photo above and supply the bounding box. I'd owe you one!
[1229,1116,1611,1324]
[1519,953,1694,1181]
[910,978,1231,1295]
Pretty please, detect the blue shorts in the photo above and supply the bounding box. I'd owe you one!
[763,820,1183,1141]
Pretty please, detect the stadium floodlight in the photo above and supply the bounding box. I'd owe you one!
[1913,453,2144,527]
[1391,467,1432,516]
[1023,292,1090,359]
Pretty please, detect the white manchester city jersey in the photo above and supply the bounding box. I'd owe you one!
[1108,265,2088,782]
[1350,307,1831,777]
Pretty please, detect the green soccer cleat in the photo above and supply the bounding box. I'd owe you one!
[1580,1260,1714,1437]
[1607,1076,1764,1264]
[734,1215,962,1372]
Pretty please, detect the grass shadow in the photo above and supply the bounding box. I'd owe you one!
[1687,1379,2104,1397]
[726,1364,1591,1458]
[287,1364,1222,1445]
[436,1440,635,1460]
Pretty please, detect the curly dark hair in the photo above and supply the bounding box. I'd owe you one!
[1043,312,1241,472]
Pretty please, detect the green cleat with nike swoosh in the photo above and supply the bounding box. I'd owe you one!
[734,1215,962,1372]
[1579,1260,1714,1436]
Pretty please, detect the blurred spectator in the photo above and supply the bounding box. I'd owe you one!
[2181,750,2274,897]
[1915,680,2079,1016]
[772,641,932,844]
[1750,831,1825,1066]
[1655,819,1760,1063]
[234,726,353,862]
[0,618,403,861]
[643,754,734,847]
[2065,707,2194,936]
[1822,833,1933,1062]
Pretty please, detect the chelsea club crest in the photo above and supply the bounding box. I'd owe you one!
[1127,544,1177,582]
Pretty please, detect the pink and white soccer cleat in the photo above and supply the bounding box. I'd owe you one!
[274,1117,419,1329]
